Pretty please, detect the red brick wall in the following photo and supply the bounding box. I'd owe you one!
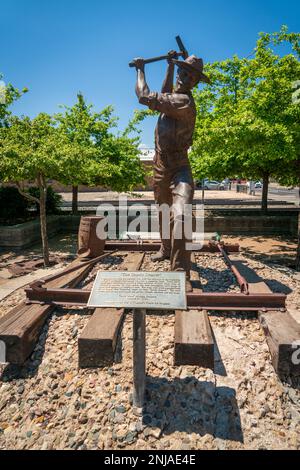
[50,160,154,192]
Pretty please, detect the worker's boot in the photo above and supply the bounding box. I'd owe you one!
[151,249,170,262]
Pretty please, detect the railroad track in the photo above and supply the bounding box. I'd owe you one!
[0,240,299,381]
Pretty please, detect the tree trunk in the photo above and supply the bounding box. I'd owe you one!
[72,185,78,215]
[295,186,300,271]
[296,210,300,271]
[38,175,50,267]
[261,172,269,214]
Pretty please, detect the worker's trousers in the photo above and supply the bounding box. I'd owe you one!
[153,153,194,277]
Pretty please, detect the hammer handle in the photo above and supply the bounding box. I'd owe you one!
[129,51,185,68]
[175,35,188,59]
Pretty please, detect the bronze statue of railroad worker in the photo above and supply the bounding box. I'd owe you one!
[133,51,209,291]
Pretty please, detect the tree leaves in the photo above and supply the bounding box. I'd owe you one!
[191,27,300,184]
[0,73,28,128]
[55,93,145,191]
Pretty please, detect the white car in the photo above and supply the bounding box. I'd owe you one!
[219,179,230,190]
[204,180,221,190]
[255,181,262,189]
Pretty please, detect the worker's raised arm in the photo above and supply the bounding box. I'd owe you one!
[134,58,151,105]
[161,50,177,93]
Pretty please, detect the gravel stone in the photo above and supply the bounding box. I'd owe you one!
[0,245,300,450]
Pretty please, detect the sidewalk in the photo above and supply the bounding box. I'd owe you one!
[60,189,258,202]
[59,189,295,209]
[0,263,69,302]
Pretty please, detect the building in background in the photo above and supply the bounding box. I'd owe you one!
[45,148,155,192]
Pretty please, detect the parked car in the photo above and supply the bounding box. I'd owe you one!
[255,181,263,189]
[204,180,221,190]
[219,179,230,190]
[194,178,208,189]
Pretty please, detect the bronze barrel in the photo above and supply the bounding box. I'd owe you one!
[77,216,105,258]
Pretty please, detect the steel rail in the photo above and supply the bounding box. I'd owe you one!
[105,241,240,253]
[25,286,286,311]
[29,250,117,288]
[216,242,249,294]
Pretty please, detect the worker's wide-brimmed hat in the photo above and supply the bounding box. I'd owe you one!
[172,55,210,84]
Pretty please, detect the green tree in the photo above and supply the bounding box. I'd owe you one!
[0,97,145,266]
[191,27,300,214]
[275,158,300,269]
[240,28,300,268]
[0,113,65,266]
[0,73,28,127]
[237,28,300,211]
[191,57,250,182]
[56,93,145,213]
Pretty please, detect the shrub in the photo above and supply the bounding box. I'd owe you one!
[0,185,62,222]
[28,186,62,214]
[0,186,29,220]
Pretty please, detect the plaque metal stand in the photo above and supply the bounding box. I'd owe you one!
[133,308,146,407]
[87,270,186,408]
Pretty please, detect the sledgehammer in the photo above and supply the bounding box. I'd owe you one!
[129,35,189,67]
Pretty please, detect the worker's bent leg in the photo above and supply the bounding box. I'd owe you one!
[170,169,194,276]
[153,177,172,257]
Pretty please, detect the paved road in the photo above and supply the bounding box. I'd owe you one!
[59,186,299,209]
[256,186,299,205]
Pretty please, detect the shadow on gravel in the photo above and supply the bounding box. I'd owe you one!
[223,258,293,295]
[212,330,227,377]
[242,248,296,267]
[143,376,243,443]
[196,266,237,292]
[264,279,293,295]
[209,311,257,320]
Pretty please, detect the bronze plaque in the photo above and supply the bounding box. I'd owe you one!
[87,271,186,310]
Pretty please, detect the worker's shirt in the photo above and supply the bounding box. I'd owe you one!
[141,91,196,165]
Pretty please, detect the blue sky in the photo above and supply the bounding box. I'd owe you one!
[1,0,299,146]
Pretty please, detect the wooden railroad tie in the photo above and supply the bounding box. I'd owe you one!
[0,257,102,364]
[78,252,145,368]
[174,253,214,369]
[230,257,300,379]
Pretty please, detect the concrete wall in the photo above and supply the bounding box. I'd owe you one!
[205,215,297,236]
[0,211,297,249]
[0,215,80,248]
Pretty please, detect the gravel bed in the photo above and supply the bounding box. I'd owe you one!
[0,288,27,318]
[0,251,299,450]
